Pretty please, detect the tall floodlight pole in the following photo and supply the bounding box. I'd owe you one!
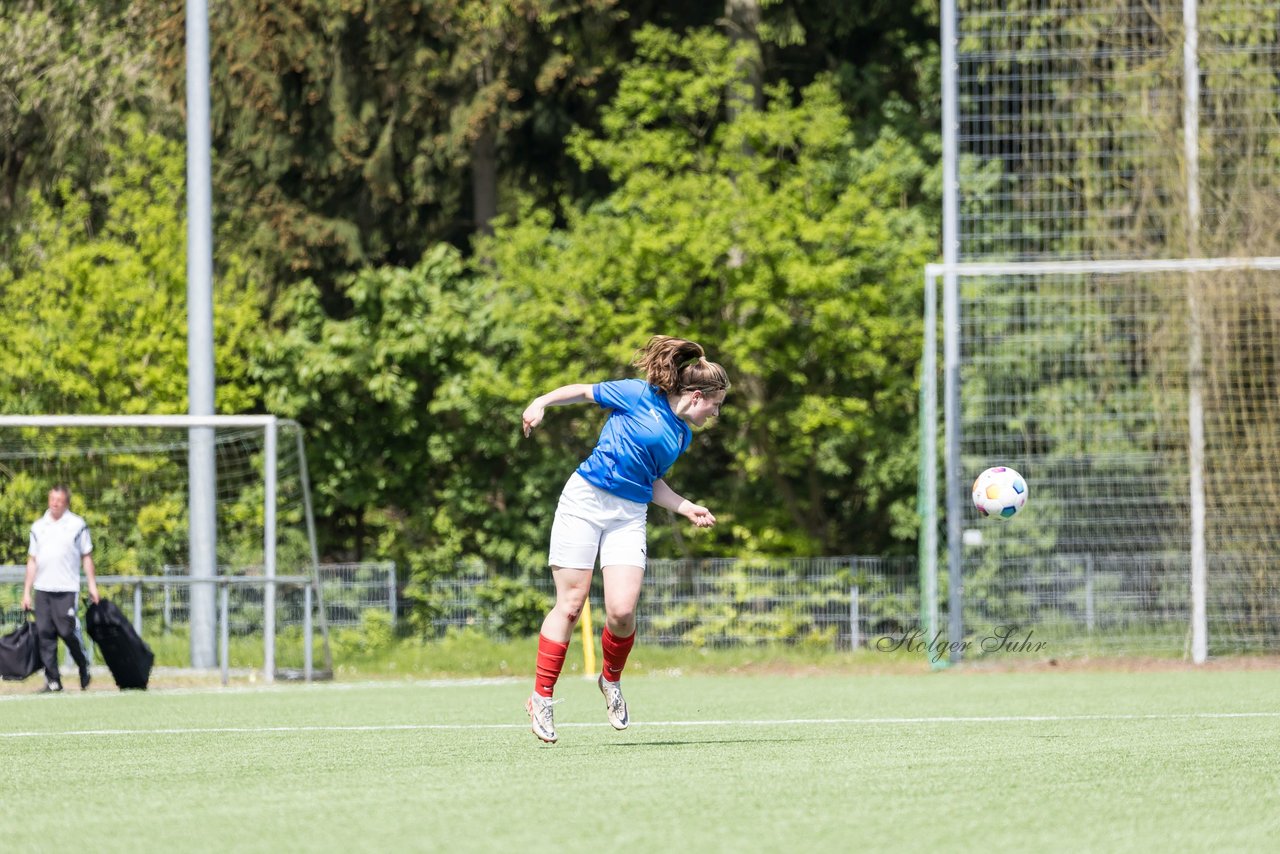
[186,0,218,669]
[941,0,964,662]
[1183,0,1207,664]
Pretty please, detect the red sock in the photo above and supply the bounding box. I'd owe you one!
[534,635,570,697]
[601,626,635,683]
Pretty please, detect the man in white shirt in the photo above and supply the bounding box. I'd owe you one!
[21,485,100,692]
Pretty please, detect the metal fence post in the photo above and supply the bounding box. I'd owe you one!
[850,585,861,650]
[162,565,172,633]
[219,582,229,687]
[304,582,313,683]
[1085,554,1095,634]
[388,563,397,627]
[133,583,144,635]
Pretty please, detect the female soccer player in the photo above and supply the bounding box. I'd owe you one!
[521,335,729,743]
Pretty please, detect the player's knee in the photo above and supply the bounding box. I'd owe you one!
[605,606,636,634]
[556,596,588,624]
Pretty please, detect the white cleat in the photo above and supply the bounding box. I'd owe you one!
[525,693,561,743]
[598,674,629,730]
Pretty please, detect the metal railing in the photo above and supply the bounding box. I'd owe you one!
[417,553,1279,656]
[421,557,921,648]
[159,562,397,628]
[314,562,397,626]
[1,568,319,683]
[8,555,1275,660]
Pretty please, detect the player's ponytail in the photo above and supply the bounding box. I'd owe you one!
[633,336,730,396]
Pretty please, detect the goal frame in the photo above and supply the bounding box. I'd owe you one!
[921,256,1280,665]
[0,414,329,682]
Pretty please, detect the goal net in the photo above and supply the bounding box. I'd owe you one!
[927,0,1280,660]
[0,417,327,675]
[928,262,1280,656]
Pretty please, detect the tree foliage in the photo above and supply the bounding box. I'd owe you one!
[0,3,944,584]
[0,2,174,265]
[483,27,935,557]
[0,121,261,415]
[255,245,543,573]
[141,0,629,297]
[0,121,265,577]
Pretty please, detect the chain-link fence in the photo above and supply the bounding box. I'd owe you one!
[0,561,394,638]
[420,557,921,648]
[6,555,1273,660]
[0,563,396,678]
[415,554,1276,656]
[315,562,397,626]
[152,563,397,630]
[936,0,1280,666]
[961,551,1278,656]
[0,567,321,681]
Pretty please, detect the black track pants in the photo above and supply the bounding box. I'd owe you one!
[35,590,88,685]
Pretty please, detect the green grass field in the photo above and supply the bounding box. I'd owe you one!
[2,668,1277,851]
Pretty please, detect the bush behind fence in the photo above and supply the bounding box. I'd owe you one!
[396,553,1280,655]
[417,556,919,648]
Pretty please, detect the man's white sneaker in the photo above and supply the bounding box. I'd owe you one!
[525,693,561,743]
[598,674,629,730]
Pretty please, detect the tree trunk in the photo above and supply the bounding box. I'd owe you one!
[724,0,764,118]
[471,62,498,237]
[471,123,497,236]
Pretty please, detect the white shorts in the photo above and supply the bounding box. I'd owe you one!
[548,472,648,569]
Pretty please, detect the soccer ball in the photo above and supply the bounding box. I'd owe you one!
[972,466,1028,519]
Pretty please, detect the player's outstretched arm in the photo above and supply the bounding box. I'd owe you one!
[652,479,716,528]
[522,383,595,437]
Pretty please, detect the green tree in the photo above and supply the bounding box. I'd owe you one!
[141,0,628,297]
[0,2,174,266]
[0,120,264,570]
[762,0,940,143]
[484,27,936,557]
[255,245,539,574]
[0,121,261,415]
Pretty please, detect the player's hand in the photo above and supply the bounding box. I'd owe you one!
[679,501,716,528]
[521,401,545,437]
[21,591,32,611]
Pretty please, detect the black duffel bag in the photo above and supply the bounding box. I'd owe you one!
[0,611,41,681]
[85,598,154,690]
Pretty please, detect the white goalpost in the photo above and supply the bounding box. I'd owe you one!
[0,414,329,682]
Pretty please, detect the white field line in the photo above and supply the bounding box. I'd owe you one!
[2,711,1278,739]
[0,676,521,703]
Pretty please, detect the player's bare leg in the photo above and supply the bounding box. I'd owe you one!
[527,566,592,743]
[598,564,643,730]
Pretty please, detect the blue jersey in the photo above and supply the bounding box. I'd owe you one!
[576,379,692,503]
